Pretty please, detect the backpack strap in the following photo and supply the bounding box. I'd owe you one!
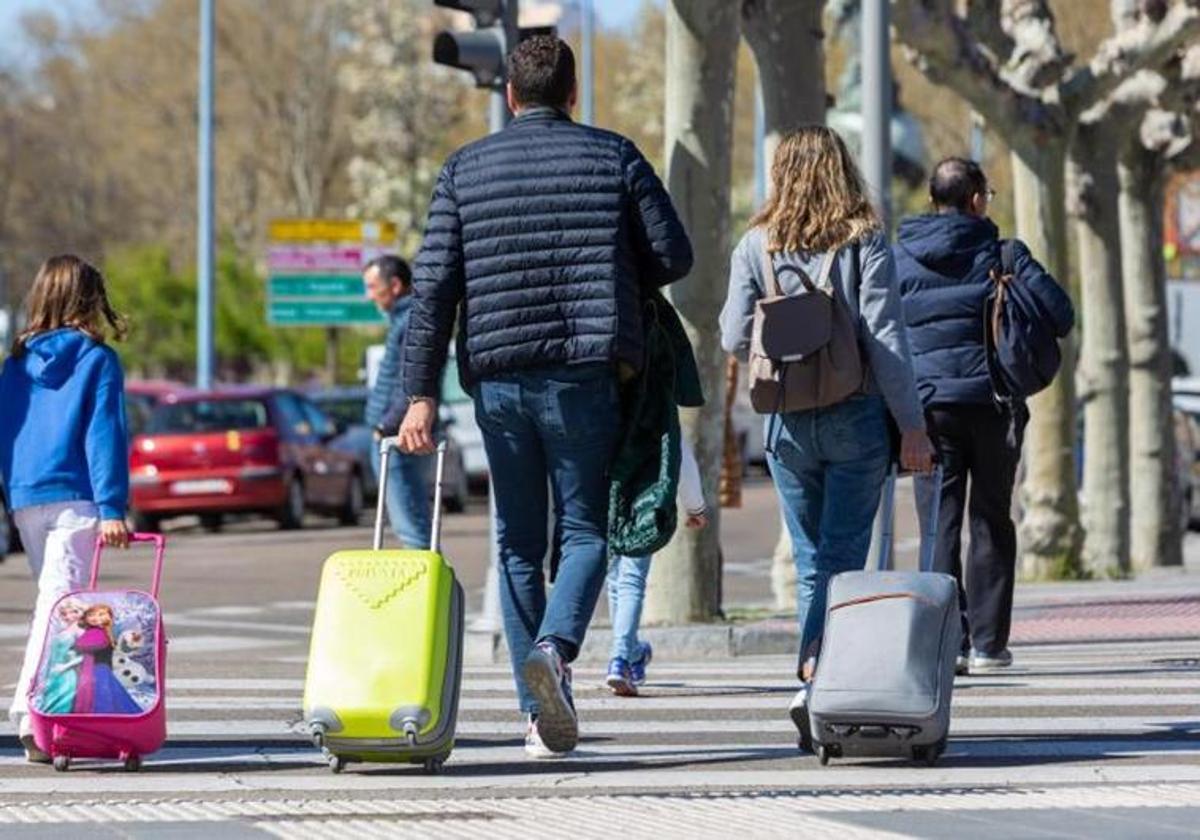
[760,243,786,297]
[762,242,821,296]
[814,248,838,291]
[999,239,1016,278]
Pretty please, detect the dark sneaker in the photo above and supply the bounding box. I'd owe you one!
[969,648,1013,673]
[630,641,653,686]
[788,685,814,753]
[605,657,637,697]
[523,642,578,753]
[524,715,568,759]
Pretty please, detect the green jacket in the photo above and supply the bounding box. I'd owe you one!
[608,291,704,556]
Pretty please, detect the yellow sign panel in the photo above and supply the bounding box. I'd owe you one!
[268,219,397,244]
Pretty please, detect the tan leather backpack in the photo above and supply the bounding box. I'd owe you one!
[748,244,864,414]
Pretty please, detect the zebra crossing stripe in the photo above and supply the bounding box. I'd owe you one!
[73,692,1198,712]
[2,767,1200,797]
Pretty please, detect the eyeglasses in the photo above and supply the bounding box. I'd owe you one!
[984,188,997,201]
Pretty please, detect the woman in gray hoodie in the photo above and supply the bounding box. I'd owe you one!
[719,126,935,748]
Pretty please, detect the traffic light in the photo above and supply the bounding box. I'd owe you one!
[433,1,515,90]
[432,1,555,91]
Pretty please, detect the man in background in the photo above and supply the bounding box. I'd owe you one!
[363,254,431,549]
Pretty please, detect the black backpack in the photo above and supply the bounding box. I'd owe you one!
[985,240,1063,401]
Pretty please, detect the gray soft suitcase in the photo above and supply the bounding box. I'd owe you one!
[806,463,961,766]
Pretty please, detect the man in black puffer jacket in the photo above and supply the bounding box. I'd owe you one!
[895,157,1073,677]
[397,36,692,758]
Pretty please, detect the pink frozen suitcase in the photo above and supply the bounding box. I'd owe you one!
[27,533,168,772]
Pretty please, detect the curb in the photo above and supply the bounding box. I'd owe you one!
[465,589,1200,666]
[466,620,799,666]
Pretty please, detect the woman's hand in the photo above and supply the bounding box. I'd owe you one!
[899,428,937,474]
[100,519,130,549]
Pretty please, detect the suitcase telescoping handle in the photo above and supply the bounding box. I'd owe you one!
[373,438,448,553]
[876,461,943,573]
[90,533,167,598]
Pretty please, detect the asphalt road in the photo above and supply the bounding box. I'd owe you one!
[1,481,1197,838]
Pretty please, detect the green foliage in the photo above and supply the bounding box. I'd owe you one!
[104,245,196,380]
[105,242,379,385]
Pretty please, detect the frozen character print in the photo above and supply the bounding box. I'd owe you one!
[35,598,86,714]
[113,628,153,703]
[72,605,141,715]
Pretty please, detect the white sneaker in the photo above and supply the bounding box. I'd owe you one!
[522,642,578,753]
[969,649,1014,673]
[788,685,814,753]
[525,716,569,759]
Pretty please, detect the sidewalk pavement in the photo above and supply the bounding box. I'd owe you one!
[468,565,1200,665]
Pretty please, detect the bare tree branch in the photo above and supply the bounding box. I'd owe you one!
[1062,0,1200,114]
[894,0,1064,134]
[999,0,1073,91]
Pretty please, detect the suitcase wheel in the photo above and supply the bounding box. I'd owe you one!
[328,754,347,774]
[52,755,70,773]
[914,738,946,767]
[816,745,832,766]
[122,754,142,773]
[310,724,326,749]
[422,756,446,775]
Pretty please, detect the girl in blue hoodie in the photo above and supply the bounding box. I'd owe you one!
[0,255,131,763]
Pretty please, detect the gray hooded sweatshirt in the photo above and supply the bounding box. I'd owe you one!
[719,226,925,433]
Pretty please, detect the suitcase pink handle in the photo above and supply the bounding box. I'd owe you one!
[90,533,166,598]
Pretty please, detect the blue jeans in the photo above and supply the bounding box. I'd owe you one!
[765,394,891,669]
[474,363,620,714]
[369,445,432,550]
[607,555,651,661]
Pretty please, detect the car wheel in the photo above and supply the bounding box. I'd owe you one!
[339,474,365,526]
[278,477,305,530]
[131,512,160,534]
[443,451,468,514]
[200,513,224,534]
[444,491,466,514]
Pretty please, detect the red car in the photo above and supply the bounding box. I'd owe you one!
[129,388,365,532]
[126,380,190,439]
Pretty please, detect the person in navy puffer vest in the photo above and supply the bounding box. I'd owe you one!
[895,157,1073,677]
[396,36,692,758]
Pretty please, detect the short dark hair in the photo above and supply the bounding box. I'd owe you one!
[929,157,988,213]
[364,254,411,289]
[507,35,576,110]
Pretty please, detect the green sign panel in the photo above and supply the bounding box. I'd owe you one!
[268,300,384,326]
[269,275,364,298]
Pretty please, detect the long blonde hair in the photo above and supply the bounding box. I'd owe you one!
[14,255,128,357]
[750,125,880,253]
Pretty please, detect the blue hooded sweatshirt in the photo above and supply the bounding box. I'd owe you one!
[894,213,1073,407]
[0,329,129,519]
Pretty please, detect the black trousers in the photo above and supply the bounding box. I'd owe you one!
[914,402,1027,657]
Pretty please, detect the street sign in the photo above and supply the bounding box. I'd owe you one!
[266,218,395,328]
[268,219,396,244]
[268,245,383,272]
[268,300,383,326]
[269,275,365,298]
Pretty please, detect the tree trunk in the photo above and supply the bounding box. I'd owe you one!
[1010,141,1084,579]
[741,0,827,612]
[740,0,827,168]
[1069,125,1130,578]
[644,0,739,624]
[770,508,795,611]
[1120,143,1181,570]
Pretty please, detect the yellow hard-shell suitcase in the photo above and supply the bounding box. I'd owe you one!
[303,439,464,774]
